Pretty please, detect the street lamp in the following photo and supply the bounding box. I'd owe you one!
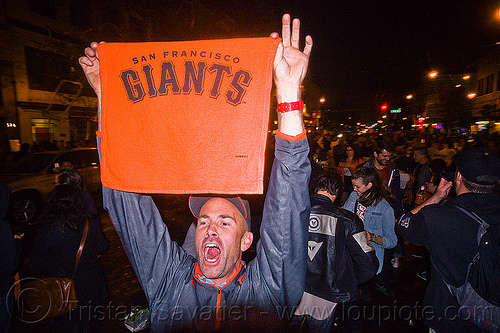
[467,93,476,99]
[406,94,413,100]
[319,97,325,104]
[428,71,438,79]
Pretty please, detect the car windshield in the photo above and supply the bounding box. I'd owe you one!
[4,153,58,174]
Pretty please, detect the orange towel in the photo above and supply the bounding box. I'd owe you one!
[98,38,280,194]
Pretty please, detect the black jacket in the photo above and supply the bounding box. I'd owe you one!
[0,181,21,297]
[397,192,500,333]
[30,195,109,308]
[302,193,378,304]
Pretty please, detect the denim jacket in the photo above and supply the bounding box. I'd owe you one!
[343,191,397,274]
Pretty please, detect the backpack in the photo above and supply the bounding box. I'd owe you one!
[440,206,500,332]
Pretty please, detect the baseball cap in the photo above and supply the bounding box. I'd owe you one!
[189,195,252,230]
[454,148,500,185]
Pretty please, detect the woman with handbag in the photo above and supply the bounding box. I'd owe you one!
[29,184,108,332]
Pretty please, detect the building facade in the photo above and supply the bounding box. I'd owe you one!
[471,46,500,132]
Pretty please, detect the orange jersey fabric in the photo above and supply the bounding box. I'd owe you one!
[97,38,280,194]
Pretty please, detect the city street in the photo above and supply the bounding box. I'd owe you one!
[11,192,431,332]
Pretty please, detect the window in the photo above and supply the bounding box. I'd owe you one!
[32,118,54,143]
[70,0,91,29]
[477,75,494,96]
[7,153,58,173]
[24,46,95,96]
[102,4,121,27]
[28,0,56,19]
[129,15,145,41]
[55,152,81,169]
[486,74,494,94]
[79,150,99,168]
[25,46,70,92]
[478,78,485,96]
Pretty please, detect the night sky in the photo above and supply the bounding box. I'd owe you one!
[268,0,500,111]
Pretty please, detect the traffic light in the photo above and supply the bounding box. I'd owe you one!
[380,103,388,112]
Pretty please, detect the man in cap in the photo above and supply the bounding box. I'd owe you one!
[80,14,312,332]
[397,148,500,332]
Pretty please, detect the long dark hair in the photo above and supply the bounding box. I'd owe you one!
[56,169,84,190]
[41,184,90,231]
[343,143,362,161]
[353,167,394,206]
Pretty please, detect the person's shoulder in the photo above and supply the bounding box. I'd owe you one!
[359,159,371,168]
[345,191,359,202]
[376,198,391,207]
[389,161,399,172]
[336,206,358,221]
[374,198,394,213]
[335,207,364,232]
[420,198,455,216]
[35,222,63,241]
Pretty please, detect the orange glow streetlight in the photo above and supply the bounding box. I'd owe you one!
[319,97,325,103]
[463,75,470,80]
[428,71,438,79]
[467,93,476,99]
[406,94,413,100]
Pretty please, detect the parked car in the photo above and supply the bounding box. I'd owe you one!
[1,148,101,228]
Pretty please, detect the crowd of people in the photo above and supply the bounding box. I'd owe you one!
[302,127,500,332]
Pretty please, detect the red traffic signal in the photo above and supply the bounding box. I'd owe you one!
[380,104,388,111]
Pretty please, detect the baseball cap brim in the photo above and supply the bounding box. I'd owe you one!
[188,195,251,230]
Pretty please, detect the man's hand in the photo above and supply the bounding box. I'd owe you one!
[271,14,313,103]
[433,178,453,202]
[410,178,452,214]
[79,41,105,130]
[78,41,105,98]
[271,14,312,136]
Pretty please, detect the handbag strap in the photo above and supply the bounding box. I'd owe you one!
[71,219,89,279]
[454,205,489,245]
[438,205,490,293]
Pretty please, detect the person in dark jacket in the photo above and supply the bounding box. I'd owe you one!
[294,170,378,332]
[79,14,313,332]
[397,148,500,332]
[30,184,108,332]
[0,181,22,333]
[55,168,99,220]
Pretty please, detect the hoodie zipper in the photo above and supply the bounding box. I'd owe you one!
[215,287,222,330]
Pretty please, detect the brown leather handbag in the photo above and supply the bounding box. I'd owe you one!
[20,220,89,324]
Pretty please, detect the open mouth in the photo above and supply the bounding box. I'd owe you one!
[204,243,221,263]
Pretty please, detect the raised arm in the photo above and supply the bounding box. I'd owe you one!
[271,14,312,136]
[249,14,312,311]
[78,41,104,131]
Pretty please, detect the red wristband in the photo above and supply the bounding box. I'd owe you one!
[277,100,304,113]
